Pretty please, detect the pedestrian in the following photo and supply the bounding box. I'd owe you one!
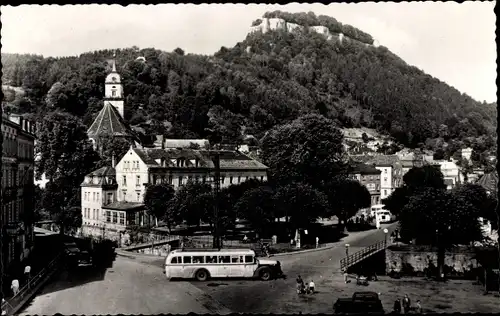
[376,216,381,229]
[296,275,304,294]
[11,279,19,296]
[393,298,402,314]
[415,300,422,314]
[308,280,315,294]
[24,265,31,283]
[402,294,411,314]
[315,236,319,249]
[343,269,349,284]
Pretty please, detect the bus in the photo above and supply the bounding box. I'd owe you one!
[164,248,283,281]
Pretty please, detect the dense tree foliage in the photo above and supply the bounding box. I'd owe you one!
[2,11,496,164]
[261,114,347,188]
[143,183,176,230]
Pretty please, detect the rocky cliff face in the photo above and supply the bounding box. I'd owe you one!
[249,17,378,47]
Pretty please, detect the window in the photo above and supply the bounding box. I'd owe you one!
[178,176,183,186]
[97,193,100,202]
[219,256,230,264]
[183,256,192,264]
[123,175,127,185]
[122,190,127,200]
[202,176,206,183]
[231,256,240,263]
[229,176,233,184]
[119,212,125,225]
[384,177,387,182]
[220,177,225,184]
[384,169,388,174]
[112,212,118,223]
[136,193,140,201]
[170,256,180,264]
[111,89,116,97]
[237,176,241,183]
[96,209,99,220]
[106,211,111,222]
[260,176,264,181]
[384,190,387,196]
[169,176,173,185]
[206,256,218,263]
[193,256,204,263]
[107,193,113,204]
[244,255,254,263]
[136,175,141,186]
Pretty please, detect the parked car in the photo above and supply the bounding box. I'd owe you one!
[334,291,384,314]
[77,250,93,268]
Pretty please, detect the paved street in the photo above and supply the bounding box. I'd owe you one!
[190,223,397,314]
[18,255,231,315]
[19,224,394,314]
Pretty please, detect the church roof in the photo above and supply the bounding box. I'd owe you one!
[87,102,133,138]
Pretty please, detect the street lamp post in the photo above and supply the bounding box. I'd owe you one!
[210,145,221,250]
[383,228,389,247]
[345,244,350,257]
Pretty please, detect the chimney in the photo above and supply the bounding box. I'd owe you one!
[112,154,116,168]
[154,135,165,149]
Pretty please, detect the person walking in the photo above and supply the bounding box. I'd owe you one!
[393,298,402,314]
[343,269,349,284]
[402,294,411,314]
[24,265,31,283]
[296,275,305,294]
[308,280,315,294]
[315,237,319,249]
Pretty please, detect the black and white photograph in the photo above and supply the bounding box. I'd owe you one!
[0,2,498,315]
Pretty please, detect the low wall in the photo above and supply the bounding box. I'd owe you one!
[386,245,480,278]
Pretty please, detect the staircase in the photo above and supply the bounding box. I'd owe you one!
[340,240,387,271]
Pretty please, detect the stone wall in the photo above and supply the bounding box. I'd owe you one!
[386,245,480,278]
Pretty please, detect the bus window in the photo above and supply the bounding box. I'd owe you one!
[219,256,230,264]
[206,255,217,263]
[183,256,192,264]
[244,255,254,263]
[171,256,181,264]
[231,256,240,263]
[193,256,204,264]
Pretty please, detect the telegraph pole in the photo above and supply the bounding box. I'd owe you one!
[211,145,221,250]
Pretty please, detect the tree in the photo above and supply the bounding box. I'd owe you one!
[398,187,483,279]
[261,114,347,188]
[403,165,446,191]
[143,183,176,230]
[36,111,99,185]
[324,178,371,230]
[234,186,276,235]
[274,182,330,230]
[42,179,82,235]
[96,135,133,168]
[35,112,99,233]
[173,181,212,227]
[382,186,411,217]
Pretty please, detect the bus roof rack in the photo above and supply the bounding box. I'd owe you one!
[176,248,254,252]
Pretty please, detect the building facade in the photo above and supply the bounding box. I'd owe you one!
[1,114,36,276]
[348,162,382,206]
[366,155,403,200]
[80,139,269,242]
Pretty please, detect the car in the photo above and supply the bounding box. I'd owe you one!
[334,291,385,314]
[77,251,93,267]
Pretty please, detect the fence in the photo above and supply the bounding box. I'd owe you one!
[1,253,63,315]
[340,240,387,271]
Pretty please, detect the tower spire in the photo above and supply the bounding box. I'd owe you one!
[112,50,117,72]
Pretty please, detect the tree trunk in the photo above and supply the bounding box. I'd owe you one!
[496,211,500,296]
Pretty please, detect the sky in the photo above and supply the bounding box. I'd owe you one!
[1,3,497,103]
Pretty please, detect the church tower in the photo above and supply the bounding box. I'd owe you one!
[104,52,125,118]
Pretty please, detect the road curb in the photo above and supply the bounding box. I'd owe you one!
[116,248,163,261]
[270,243,339,257]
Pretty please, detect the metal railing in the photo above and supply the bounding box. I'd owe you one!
[340,240,387,271]
[1,253,63,315]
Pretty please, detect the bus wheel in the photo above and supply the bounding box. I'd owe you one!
[259,268,271,281]
[195,269,209,282]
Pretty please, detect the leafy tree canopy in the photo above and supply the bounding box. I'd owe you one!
[143,183,176,229]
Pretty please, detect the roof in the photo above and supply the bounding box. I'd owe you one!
[81,166,117,187]
[85,166,116,177]
[348,162,382,175]
[133,148,268,171]
[102,201,144,211]
[87,102,133,138]
[352,154,400,167]
[477,172,498,194]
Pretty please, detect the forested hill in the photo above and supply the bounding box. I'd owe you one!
[1,11,497,158]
